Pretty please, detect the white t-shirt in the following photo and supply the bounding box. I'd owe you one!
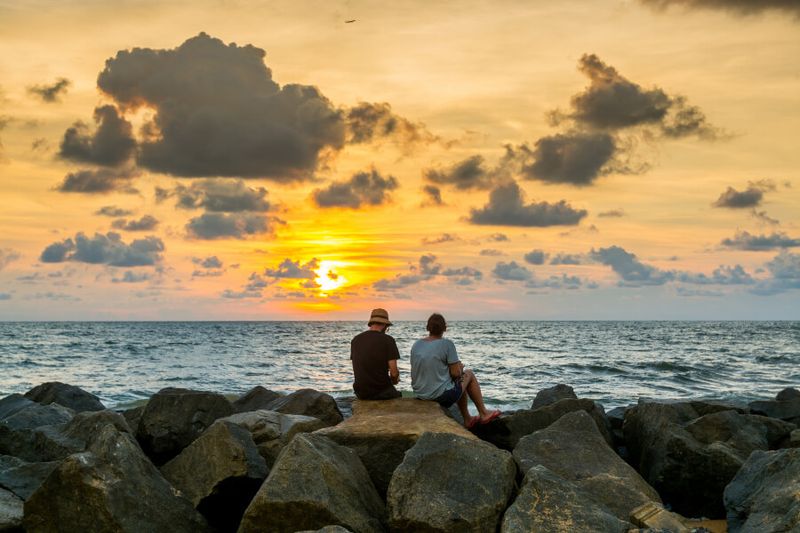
[410,337,460,400]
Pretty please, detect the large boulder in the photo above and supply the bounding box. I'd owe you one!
[161,420,268,532]
[749,397,800,425]
[136,388,233,465]
[239,433,384,533]
[231,386,283,413]
[0,397,75,461]
[24,382,105,412]
[513,410,661,521]
[387,432,516,533]
[624,400,796,518]
[266,389,343,426]
[0,487,23,533]
[219,410,326,468]
[0,455,58,501]
[24,423,209,533]
[776,387,800,402]
[315,398,478,495]
[531,383,577,410]
[472,397,613,450]
[500,465,631,533]
[724,448,800,533]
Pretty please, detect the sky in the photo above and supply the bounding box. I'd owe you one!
[0,0,799,320]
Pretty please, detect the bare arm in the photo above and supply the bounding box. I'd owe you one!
[388,359,400,385]
[448,361,464,381]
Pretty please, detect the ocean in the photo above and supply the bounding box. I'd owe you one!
[1,321,798,411]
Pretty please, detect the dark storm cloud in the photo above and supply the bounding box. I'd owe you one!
[598,209,625,218]
[95,205,134,217]
[0,249,21,271]
[590,245,675,286]
[59,105,136,166]
[523,250,548,265]
[492,261,532,281]
[423,155,496,191]
[550,253,584,265]
[639,0,800,16]
[28,78,71,103]
[516,132,619,186]
[192,256,223,269]
[185,213,270,240]
[346,102,436,147]
[56,167,139,194]
[97,33,345,181]
[111,215,159,231]
[40,232,164,267]
[312,169,398,208]
[468,181,588,227]
[422,185,443,205]
[713,180,775,208]
[720,230,800,251]
[160,179,271,212]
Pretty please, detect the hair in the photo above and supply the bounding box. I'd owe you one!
[426,313,447,337]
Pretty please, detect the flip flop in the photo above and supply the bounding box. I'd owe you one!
[465,415,480,430]
[479,410,501,425]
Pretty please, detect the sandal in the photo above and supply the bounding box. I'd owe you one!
[479,410,501,425]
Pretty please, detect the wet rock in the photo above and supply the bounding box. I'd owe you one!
[315,398,477,495]
[220,410,326,468]
[24,382,105,413]
[472,397,613,450]
[266,388,343,427]
[513,410,661,521]
[531,383,577,410]
[231,386,283,414]
[136,387,233,465]
[724,448,800,533]
[0,399,75,461]
[776,387,800,402]
[0,455,58,501]
[500,465,631,533]
[161,420,267,532]
[0,487,23,533]
[239,433,384,533]
[24,423,209,533]
[387,432,516,533]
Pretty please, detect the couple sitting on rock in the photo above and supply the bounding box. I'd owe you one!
[350,308,501,429]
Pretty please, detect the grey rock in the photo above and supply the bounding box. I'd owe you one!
[0,395,35,421]
[265,388,343,427]
[749,398,800,425]
[239,433,384,533]
[500,465,631,533]
[776,387,800,402]
[122,404,145,433]
[0,401,75,461]
[0,487,23,533]
[24,382,105,412]
[219,409,326,468]
[472,397,613,450]
[790,429,800,448]
[387,432,516,533]
[0,455,58,501]
[724,448,800,533]
[231,386,283,414]
[513,410,661,521]
[161,420,267,532]
[136,387,233,465]
[531,383,577,410]
[296,528,353,533]
[23,423,209,533]
[606,405,628,431]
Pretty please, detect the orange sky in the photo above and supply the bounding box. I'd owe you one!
[0,0,798,319]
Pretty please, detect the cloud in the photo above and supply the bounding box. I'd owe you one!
[346,102,436,148]
[0,293,10,300]
[423,155,496,190]
[159,179,271,212]
[185,212,270,240]
[720,230,800,251]
[638,0,800,17]
[28,77,71,103]
[523,250,548,265]
[590,245,674,286]
[112,215,159,231]
[676,264,754,285]
[59,105,136,166]
[422,185,443,206]
[264,258,319,281]
[550,253,584,265]
[0,248,21,271]
[111,271,152,283]
[480,249,504,256]
[527,274,594,290]
[97,32,345,181]
[598,209,625,218]
[492,261,532,281]
[468,181,588,227]
[312,168,398,208]
[515,132,621,186]
[373,254,481,291]
[95,205,134,217]
[40,232,164,267]
[487,233,509,242]
[56,167,139,194]
[192,256,223,269]
[221,272,269,299]
[751,251,800,295]
[421,233,459,245]
[713,180,775,208]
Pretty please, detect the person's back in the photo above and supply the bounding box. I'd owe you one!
[410,337,458,400]
[350,308,401,400]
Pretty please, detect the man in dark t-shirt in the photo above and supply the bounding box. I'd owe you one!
[350,308,401,400]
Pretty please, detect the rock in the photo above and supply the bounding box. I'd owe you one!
[0,487,23,533]
[219,410,326,468]
[531,383,577,410]
[724,448,800,533]
[26,409,134,463]
[513,410,661,521]
[266,388,343,427]
[790,429,800,448]
[122,404,145,432]
[607,405,628,431]
[629,501,690,532]
[315,398,478,495]
[472,397,613,450]
[0,455,58,501]
[231,386,283,413]
[689,399,747,416]
[24,382,105,412]
[776,387,800,402]
[0,400,75,461]
[748,398,800,425]
[239,433,384,533]
[335,396,356,419]
[24,423,209,533]
[500,465,631,533]
[624,400,796,518]
[0,395,35,421]
[387,432,516,533]
[161,420,267,532]
[136,387,233,465]
[296,528,353,533]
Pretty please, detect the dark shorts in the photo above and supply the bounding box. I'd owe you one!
[434,382,463,408]
[359,385,401,401]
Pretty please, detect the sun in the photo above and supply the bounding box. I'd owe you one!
[314,260,347,293]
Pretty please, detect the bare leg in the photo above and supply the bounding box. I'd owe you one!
[461,370,490,418]
[456,386,471,422]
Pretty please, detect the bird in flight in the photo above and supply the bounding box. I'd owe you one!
[345,19,356,23]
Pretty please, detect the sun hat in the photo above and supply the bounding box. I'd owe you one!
[368,308,393,326]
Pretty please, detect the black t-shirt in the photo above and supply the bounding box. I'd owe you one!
[350,330,400,399]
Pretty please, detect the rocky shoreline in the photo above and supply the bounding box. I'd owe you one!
[1,381,798,532]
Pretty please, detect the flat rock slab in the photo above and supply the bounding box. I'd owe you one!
[0,455,58,501]
[315,398,476,495]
